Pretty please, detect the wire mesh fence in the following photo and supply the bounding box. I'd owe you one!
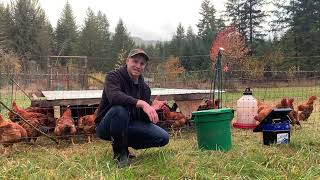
[0,56,320,146]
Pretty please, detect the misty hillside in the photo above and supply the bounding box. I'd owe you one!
[132,36,162,46]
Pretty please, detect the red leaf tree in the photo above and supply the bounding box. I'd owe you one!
[210,26,249,70]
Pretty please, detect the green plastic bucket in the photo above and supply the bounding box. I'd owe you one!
[192,108,234,151]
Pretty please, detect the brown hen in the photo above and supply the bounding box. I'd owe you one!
[9,100,54,127]
[254,101,272,122]
[197,99,219,111]
[54,107,77,144]
[0,113,27,153]
[298,96,317,121]
[9,103,42,142]
[78,109,97,143]
[161,104,188,136]
[276,98,300,127]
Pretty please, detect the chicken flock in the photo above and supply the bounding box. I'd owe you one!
[254,96,317,127]
[0,97,215,150]
[0,96,317,151]
[0,100,97,153]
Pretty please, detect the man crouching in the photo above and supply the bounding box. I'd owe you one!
[95,48,169,168]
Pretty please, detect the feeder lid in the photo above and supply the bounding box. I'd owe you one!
[192,108,234,116]
[253,108,293,132]
[243,87,253,95]
[192,108,234,123]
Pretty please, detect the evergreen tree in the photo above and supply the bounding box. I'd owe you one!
[180,26,199,70]
[153,41,168,59]
[225,0,266,54]
[36,16,54,68]
[197,0,224,50]
[188,0,224,71]
[291,0,319,56]
[0,4,8,48]
[243,0,266,52]
[274,0,320,54]
[225,0,247,35]
[1,0,53,71]
[171,23,185,56]
[273,0,320,70]
[96,11,111,57]
[110,19,135,70]
[55,1,78,56]
[78,8,111,71]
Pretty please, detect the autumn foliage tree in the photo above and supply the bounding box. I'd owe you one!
[210,26,249,70]
[157,56,185,81]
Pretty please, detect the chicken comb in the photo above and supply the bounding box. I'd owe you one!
[12,99,20,111]
[61,107,72,117]
[280,98,288,105]
[12,99,16,107]
[161,104,170,112]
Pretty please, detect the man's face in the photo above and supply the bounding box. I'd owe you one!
[126,54,147,80]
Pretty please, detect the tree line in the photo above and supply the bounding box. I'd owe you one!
[0,0,319,73]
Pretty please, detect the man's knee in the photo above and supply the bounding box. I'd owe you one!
[107,106,130,136]
[157,130,170,147]
[105,106,130,125]
[108,106,129,119]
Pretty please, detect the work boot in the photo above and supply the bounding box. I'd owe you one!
[113,148,135,159]
[112,144,130,168]
[116,150,129,168]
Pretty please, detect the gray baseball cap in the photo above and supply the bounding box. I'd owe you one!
[127,48,150,61]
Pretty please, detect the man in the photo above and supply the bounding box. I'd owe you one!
[95,48,169,168]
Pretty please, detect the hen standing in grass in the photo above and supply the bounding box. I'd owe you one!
[197,99,219,111]
[161,104,188,128]
[0,113,27,153]
[78,109,97,143]
[9,100,54,127]
[9,101,42,142]
[276,98,300,127]
[54,107,77,144]
[298,96,317,121]
[254,101,272,122]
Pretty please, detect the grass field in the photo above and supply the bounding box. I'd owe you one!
[0,127,319,179]
[0,86,320,179]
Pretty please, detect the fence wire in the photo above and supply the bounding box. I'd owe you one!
[0,56,320,147]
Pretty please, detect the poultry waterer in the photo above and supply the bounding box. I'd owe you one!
[233,88,258,129]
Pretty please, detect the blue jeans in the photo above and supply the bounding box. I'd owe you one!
[96,106,169,149]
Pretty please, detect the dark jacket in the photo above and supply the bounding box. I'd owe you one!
[95,65,151,125]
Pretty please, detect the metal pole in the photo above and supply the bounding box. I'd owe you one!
[9,77,32,101]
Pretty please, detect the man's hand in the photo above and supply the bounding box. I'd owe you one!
[151,95,167,110]
[137,100,159,124]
